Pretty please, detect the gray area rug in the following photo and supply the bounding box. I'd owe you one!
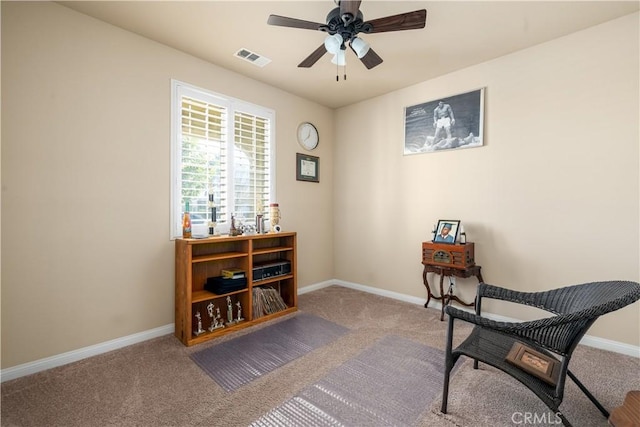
[251,335,452,427]
[191,313,349,392]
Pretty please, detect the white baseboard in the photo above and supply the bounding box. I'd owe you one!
[330,279,640,358]
[3,280,637,383]
[0,324,174,383]
[298,280,335,295]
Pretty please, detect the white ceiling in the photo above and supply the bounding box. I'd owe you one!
[58,1,639,109]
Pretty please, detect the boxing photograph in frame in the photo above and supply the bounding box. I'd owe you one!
[404,88,485,155]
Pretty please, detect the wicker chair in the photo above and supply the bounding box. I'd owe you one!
[440,280,640,427]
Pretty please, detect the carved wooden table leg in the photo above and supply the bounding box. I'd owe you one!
[423,266,433,308]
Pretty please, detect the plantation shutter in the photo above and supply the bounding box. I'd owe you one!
[233,111,271,220]
[180,96,227,219]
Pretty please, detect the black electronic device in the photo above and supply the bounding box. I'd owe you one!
[252,259,291,282]
[205,276,247,294]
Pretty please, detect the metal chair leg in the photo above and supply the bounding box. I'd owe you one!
[567,370,609,418]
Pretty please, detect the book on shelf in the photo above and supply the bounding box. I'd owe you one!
[221,268,245,279]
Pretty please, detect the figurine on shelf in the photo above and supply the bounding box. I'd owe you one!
[194,311,205,336]
[216,306,224,328]
[207,302,215,330]
[229,214,243,236]
[207,302,224,331]
[226,296,234,324]
[236,301,244,322]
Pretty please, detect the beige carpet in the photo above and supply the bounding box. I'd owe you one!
[2,285,639,426]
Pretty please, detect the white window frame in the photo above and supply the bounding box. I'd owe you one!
[170,79,276,239]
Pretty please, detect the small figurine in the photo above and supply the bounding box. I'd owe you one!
[207,302,223,331]
[230,214,243,236]
[226,296,234,324]
[194,311,205,336]
[236,301,244,322]
[215,306,224,329]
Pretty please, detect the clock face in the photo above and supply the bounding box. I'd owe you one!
[297,122,319,150]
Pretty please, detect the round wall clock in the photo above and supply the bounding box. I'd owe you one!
[297,122,319,150]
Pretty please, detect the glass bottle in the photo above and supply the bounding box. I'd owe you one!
[459,224,466,244]
[182,201,192,238]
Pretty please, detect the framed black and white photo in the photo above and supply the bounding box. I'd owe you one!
[433,220,460,244]
[404,88,485,155]
[296,153,319,183]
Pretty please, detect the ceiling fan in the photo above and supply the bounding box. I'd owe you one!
[267,0,427,71]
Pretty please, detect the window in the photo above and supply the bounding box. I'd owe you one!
[171,80,275,238]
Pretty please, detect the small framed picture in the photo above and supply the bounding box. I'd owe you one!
[296,153,319,183]
[506,342,560,386]
[433,220,460,244]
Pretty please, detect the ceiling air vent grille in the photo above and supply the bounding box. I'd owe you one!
[234,48,271,68]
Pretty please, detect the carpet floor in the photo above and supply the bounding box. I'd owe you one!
[191,313,348,392]
[253,335,451,426]
[1,285,639,427]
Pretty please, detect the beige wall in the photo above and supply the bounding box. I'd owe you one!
[334,13,640,346]
[1,2,333,368]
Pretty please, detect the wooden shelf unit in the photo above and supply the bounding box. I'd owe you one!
[175,232,297,346]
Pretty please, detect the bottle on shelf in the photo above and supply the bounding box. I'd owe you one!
[182,201,192,238]
[459,224,467,244]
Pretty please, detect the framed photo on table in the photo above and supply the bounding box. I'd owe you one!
[296,153,319,183]
[433,220,460,244]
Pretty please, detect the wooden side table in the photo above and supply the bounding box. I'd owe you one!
[421,241,484,320]
[422,264,483,321]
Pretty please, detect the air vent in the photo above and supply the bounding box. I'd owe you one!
[234,48,271,68]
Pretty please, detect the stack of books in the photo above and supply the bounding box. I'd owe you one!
[221,268,245,279]
[252,287,288,318]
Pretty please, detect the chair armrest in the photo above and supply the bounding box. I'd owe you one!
[445,304,587,355]
[446,305,519,331]
[478,282,541,304]
[477,283,557,313]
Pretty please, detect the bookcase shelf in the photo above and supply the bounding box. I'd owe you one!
[175,232,297,346]
[192,251,248,263]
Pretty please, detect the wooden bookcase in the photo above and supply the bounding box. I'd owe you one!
[175,232,297,346]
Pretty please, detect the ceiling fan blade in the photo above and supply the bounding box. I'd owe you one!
[359,48,383,70]
[298,44,328,68]
[340,0,362,23]
[267,14,324,31]
[364,9,427,33]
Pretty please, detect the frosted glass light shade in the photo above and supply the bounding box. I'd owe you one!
[324,34,343,54]
[331,50,346,65]
[351,37,370,58]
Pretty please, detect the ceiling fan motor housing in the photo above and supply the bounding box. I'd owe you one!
[321,7,372,45]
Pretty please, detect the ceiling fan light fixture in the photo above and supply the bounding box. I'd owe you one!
[331,50,346,66]
[324,33,343,54]
[350,37,370,59]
